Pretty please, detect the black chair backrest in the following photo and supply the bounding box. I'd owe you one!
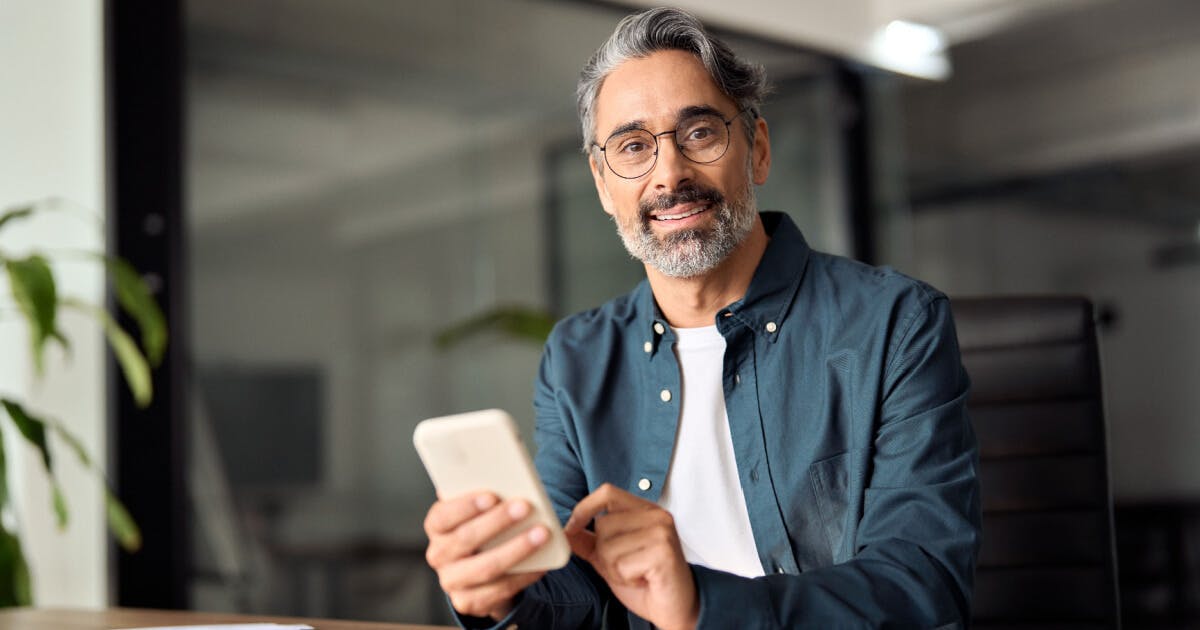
[952,296,1120,628]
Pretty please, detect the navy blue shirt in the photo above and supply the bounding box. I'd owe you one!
[481,211,980,629]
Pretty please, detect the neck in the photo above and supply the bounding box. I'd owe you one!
[646,215,769,328]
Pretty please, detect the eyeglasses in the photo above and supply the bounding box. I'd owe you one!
[594,108,750,179]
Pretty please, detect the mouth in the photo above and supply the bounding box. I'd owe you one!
[651,203,712,222]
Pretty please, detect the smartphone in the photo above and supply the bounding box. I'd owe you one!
[413,409,570,573]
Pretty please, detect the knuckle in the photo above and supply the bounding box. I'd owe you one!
[479,554,503,580]
[615,557,634,580]
[450,526,475,554]
[423,507,440,535]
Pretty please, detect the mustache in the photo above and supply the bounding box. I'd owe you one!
[638,184,725,218]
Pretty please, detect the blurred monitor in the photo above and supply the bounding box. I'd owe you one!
[198,365,324,492]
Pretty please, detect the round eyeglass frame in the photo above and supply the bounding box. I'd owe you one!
[593,107,753,180]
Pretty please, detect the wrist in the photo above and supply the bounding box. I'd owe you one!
[487,603,513,622]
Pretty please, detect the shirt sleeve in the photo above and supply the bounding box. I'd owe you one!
[691,295,981,629]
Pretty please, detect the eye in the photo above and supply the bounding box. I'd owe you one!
[679,116,723,144]
[618,140,649,155]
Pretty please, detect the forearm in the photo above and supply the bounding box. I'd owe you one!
[692,541,970,630]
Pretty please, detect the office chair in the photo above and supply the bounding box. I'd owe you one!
[952,296,1121,628]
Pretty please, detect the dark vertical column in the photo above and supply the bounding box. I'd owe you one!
[541,143,571,318]
[835,63,877,265]
[106,0,189,608]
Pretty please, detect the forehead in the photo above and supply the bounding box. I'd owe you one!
[594,49,736,137]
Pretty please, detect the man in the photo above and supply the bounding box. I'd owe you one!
[424,7,980,629]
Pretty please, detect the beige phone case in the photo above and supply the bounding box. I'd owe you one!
[413,409,570,573]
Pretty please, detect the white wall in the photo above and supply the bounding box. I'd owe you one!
[0,0,107,607]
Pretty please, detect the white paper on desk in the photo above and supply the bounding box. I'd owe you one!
[112,619,314,624]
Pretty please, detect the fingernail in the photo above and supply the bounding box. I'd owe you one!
[474,494,497,511]
[528,526,548,544]
[508,500,530,520]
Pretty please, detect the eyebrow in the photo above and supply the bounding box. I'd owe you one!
[677,104,724,120]
[603,104,728,141]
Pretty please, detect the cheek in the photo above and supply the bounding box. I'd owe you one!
[612,184,650,215]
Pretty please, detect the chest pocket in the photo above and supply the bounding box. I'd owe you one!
[809,451,851,563]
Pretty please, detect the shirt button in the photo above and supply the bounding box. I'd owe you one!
[776,566,786,574]
[750,469,759,482]
[653,322,665,335]
[660,389,672,402]
[643,341,652,353]
[734,373,741,385]
[638,478,652,491]
[765,321,778,333]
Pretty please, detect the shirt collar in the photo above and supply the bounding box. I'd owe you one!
[639,211,812,346]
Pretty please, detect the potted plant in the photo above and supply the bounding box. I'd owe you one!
[0,199,164,605]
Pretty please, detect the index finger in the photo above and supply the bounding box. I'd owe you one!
[424,492,499,535]
[565,483,652,533]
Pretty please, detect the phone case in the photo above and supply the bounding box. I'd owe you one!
[413,409,570,573]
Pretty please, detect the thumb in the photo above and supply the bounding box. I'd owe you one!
[566,527,597,563]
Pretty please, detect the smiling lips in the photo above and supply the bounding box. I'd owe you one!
[653,203,711,221]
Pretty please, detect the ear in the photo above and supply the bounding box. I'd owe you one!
[751,116,771,186]
[589,153,617,218]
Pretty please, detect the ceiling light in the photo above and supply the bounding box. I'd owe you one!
[866,20,951,80]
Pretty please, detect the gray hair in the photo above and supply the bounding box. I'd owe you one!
[577,7,769,154]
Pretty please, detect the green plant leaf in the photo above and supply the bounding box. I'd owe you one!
[49,421,92,469]
[105,489,141,552]
[60,299,152,408]
[51,484,68,529]
[101,256,167,366]
[0,524,32,606]
[435,305,557,350]
[1,399,52,472]
[0,204,35,233]
[50,329,72,360]
[5,255,61,375]
[0,399,68,529]
[0,423,8,510]
[39,415,140,551]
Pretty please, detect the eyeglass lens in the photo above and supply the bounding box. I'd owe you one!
[603,113,732,179]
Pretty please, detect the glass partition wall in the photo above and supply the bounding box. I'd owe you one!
[184,0,849,622]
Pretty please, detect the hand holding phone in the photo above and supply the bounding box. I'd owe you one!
[414,409,570,573]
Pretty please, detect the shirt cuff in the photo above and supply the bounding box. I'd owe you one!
[691,564,771,629]
[446,591,526,630]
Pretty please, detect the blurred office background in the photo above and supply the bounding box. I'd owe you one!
[1,0,1197,627]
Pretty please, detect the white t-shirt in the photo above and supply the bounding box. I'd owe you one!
[658,325,764,578]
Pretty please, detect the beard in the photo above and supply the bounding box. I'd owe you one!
[613,181,758,279]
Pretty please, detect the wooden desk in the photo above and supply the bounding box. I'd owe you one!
[0,608,452,630]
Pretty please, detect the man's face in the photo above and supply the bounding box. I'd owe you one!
[589,49,771,278]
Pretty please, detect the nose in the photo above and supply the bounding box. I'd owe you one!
[649,135,695,191]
